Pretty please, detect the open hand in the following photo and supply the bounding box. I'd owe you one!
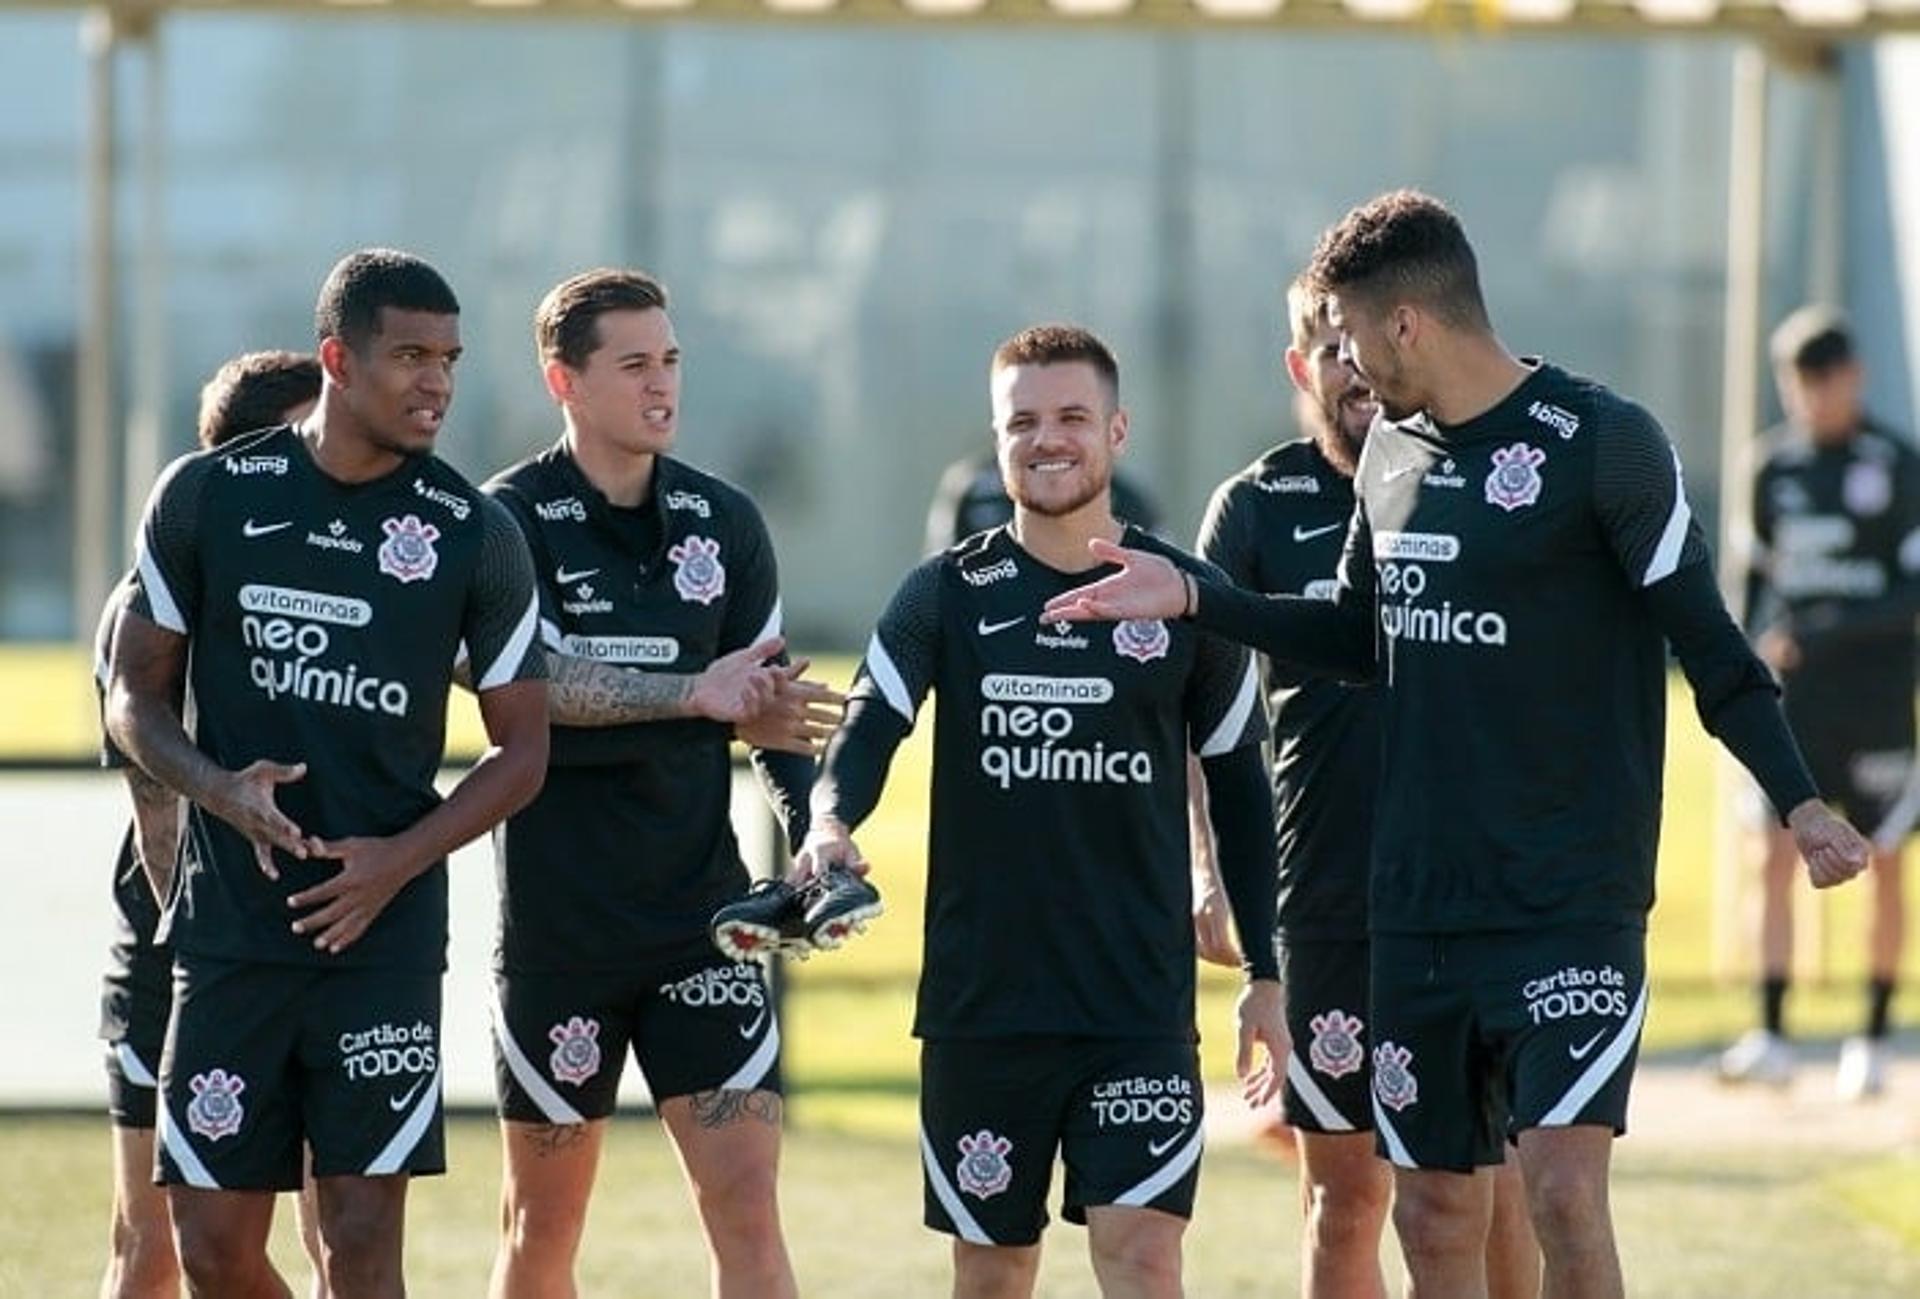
[287,835,417,955]
[1040,539,1187,625]
[214,760,320,881]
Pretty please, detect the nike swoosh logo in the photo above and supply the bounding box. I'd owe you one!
[739,1009,768,1040]
[977,617,1024,636]
[242,519,292,537]
[388,1077,428,1112]
[555,566,600,585]
[1568,1029,1608,1061]
[1381,463,1422,483]
[1293,522,1342,543]
[1148,1128,1189,1158]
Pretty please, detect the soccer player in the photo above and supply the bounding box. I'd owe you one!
[97,351,323,1299]
[1041,191,1870,1298]
[107,249,551,1298]
[1191,281,1539,1298]
[482,268,842,1299]
[803,324,1286,1298]
[1718,307,1920,1099]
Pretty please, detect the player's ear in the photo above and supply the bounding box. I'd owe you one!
[1283,347,1312,395]
[542,360,575,406]
[1109,406,1130,455]
[317,336,353,389]
[1390,304,1421,349]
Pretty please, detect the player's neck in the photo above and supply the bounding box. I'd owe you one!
[1010,502,1122,574]
[299,399,405,485]
[1423,336,1532,428]
[565,423,655,508]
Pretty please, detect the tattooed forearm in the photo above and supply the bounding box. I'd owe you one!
[546,654,700,727]
[524,1122,590,1157]
[125,763,182,899]
[689,1088,783,1130]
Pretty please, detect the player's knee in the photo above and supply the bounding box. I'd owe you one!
[1520,1164,1608,1250]
[316,1195,404,1290]
[172,1216,261,1291]
[108,1208,180,1292]
[1305,1172,1390,1248]
[1391,1180,1483,1259]
[1089,1218,1183,1286]
[692,1157,782,1242]
[954,1241,1041,1296]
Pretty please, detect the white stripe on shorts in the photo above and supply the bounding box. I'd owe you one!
[114,1042,159,1089]
[491,990,585,1126]
[719,1015,781,1094]
[364,1061,442,1177]
[157,1103,220,1188]
[1286,1053,1356,1133]
[1113,1125,1205,1208]
[1540,981,1648,1128]
[920,1126,994,1245]
[1370,1096,1418,1169]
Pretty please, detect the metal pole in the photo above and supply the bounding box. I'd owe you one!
[1712,42,1770,983]
[1805,47,1845,309]
[75,6,120,640]
[124,15,167,548]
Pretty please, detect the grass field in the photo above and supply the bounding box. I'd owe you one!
[1,1115,1916,1297]
[2,650,1917,1293]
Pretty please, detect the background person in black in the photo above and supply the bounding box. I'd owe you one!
[1719,307,1920,1100]
[107,250,550,1299]
[98,352,325,1299]
[1190,280,1539,1299]
[483,269,836,1299]
[1042,192,1870,1299]
[802,325,1286,1299]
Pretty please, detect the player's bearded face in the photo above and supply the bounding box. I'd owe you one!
[336,308,460,457]
[1295,323,1376,475]
[563,307,681,457]
[991,362,1124,519]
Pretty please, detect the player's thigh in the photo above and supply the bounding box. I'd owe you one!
[1281,939,1374,1136]
[920,1039,1069,1248]
[1297,1129,1392,1216]
[299,967,444,1180]
[1367,935,1503,1174]
[157,958,306,1192]
[492,969,636,1126]
[1059,1040,1204,1227]
[1491,928,1647,1142]
[632,955,782,1104]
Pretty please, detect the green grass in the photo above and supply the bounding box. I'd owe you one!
[2,1115,1917,1297]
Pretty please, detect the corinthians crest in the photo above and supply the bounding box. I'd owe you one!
[1372,1042,1419,1112]
[548,1016,602,1086]
[1308,1009,1366,1079]
[955,1129,1014,1200]
[669,535,726,605]
[1484,442,1546,512]
[186,1068,246,1141]
[378,514,440,583]
[1112,618,1170,663]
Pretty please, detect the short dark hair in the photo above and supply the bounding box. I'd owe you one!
[314,249,459,352]
[1306,190,1490,331]
[1770,305,1855,374]
[990,324,1120,401]
[535,269,671,371]
[196,351,322,448]
[1284,276,1327,353]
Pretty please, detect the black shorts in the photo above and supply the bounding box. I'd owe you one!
[1368,927,1646,1173]
[492,955,781,1125]
[1280,939,1373,1136]
[919,1037,1204,1247]
[103,942,171,1130]
[158,958,444,1191]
